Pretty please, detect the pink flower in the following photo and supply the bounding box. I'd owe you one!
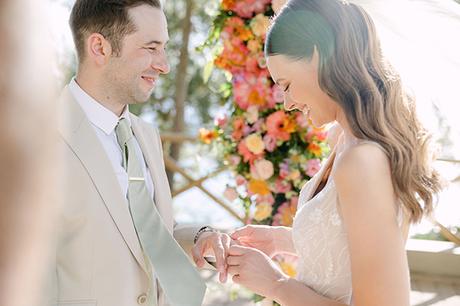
[263,134,277,152]
[252,118,265,133]
[242,124,252,136]
[238,140,257,163]
[233,0,270,18]
[274,178,292,193]
[232,117,245,141]
[279,160,290,179]
[245,57,259,73]
[233,72,274,110]
[224,186,239,202]
[295,111,309,129]
[306,159,321,177]
[266,110,292,141]
[215,114,228,128]
[250,158,274,180]
[228,155,241,166]
[272,84,285,103]
[234,1,254,18]
[256,192,275,205]
[235,175,247,186]
[279,168,289,179]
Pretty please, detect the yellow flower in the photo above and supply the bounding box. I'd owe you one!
[248,179,271,196]
[247,40,261,54]
[245,134,265,154]
[279,261,297,277]
[287,169,301,181]
[250,14,271,37]
[254,203,273,221]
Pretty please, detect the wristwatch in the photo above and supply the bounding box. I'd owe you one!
[193,226,217,244]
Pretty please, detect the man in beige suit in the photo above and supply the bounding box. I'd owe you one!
[54,1,232,305]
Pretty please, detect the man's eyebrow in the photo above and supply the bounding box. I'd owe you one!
[145,40,169,46]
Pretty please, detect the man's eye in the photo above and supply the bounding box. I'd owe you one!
[147,47,157,52]
[284,84,291,92]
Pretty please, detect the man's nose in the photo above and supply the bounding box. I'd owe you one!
[152,52,170,74]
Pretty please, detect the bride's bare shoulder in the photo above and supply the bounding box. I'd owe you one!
[333,141,391,189]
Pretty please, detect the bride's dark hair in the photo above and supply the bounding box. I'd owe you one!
[265,0,442,223]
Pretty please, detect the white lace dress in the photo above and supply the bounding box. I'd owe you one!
[291,140,403,305]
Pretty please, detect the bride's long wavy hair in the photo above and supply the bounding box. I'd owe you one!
[265,0,442,223]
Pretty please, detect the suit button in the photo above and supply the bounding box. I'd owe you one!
[137,293,147,304]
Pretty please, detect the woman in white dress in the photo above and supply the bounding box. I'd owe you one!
[226,1,442,305]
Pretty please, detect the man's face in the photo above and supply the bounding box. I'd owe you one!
[104,4,170,104]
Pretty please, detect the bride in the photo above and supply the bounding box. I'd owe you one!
[226,0,442,305]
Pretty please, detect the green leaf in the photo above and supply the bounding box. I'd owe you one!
[203,60,215,83]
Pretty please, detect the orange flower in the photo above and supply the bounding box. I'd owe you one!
[221,0,235,10]
[248,90,265,106]
[308,142,322,157]
[267,111,295,141]
[273,199,298,226]
[235,26,253,41]
[199,128,217,144]
[281,116,296,134]
[248,179,271,196]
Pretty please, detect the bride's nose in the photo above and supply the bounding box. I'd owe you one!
[284,96,296,111]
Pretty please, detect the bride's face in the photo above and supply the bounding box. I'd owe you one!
[266,50,337,128]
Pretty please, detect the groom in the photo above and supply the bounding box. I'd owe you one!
[54,1,231,306]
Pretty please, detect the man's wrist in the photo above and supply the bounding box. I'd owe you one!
[193,226,217,244]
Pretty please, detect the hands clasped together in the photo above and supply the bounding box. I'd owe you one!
[192,225,294,300]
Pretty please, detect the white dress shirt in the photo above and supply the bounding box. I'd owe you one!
[68,78,154,200]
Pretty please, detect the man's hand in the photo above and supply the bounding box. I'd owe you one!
[192,231,234,283]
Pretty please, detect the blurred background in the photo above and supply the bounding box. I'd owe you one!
[47,0,460,239]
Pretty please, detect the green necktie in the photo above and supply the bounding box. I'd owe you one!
[115,118,206,306]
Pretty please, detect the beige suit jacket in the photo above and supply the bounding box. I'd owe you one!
[53,88,203,306]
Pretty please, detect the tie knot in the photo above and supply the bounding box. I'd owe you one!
[115,118,133,148]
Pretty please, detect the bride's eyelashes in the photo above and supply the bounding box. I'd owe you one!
[283,83,291,93]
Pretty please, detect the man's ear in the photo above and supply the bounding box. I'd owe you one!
[85,33,113,66]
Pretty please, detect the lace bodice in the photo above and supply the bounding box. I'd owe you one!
[292,140,403,305]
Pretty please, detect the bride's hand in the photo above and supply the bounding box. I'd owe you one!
[230,225,279,257]
[227,245,288,300]
[231,224,295,257]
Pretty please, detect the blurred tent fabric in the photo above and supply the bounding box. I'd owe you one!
[353,0,460,158]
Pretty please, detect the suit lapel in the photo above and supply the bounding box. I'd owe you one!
[58,88,148,273]
[130,116,174,233]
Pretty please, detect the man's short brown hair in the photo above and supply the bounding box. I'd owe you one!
[70,0,161,62]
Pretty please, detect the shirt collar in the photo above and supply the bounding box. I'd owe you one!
[68,78,131,135]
